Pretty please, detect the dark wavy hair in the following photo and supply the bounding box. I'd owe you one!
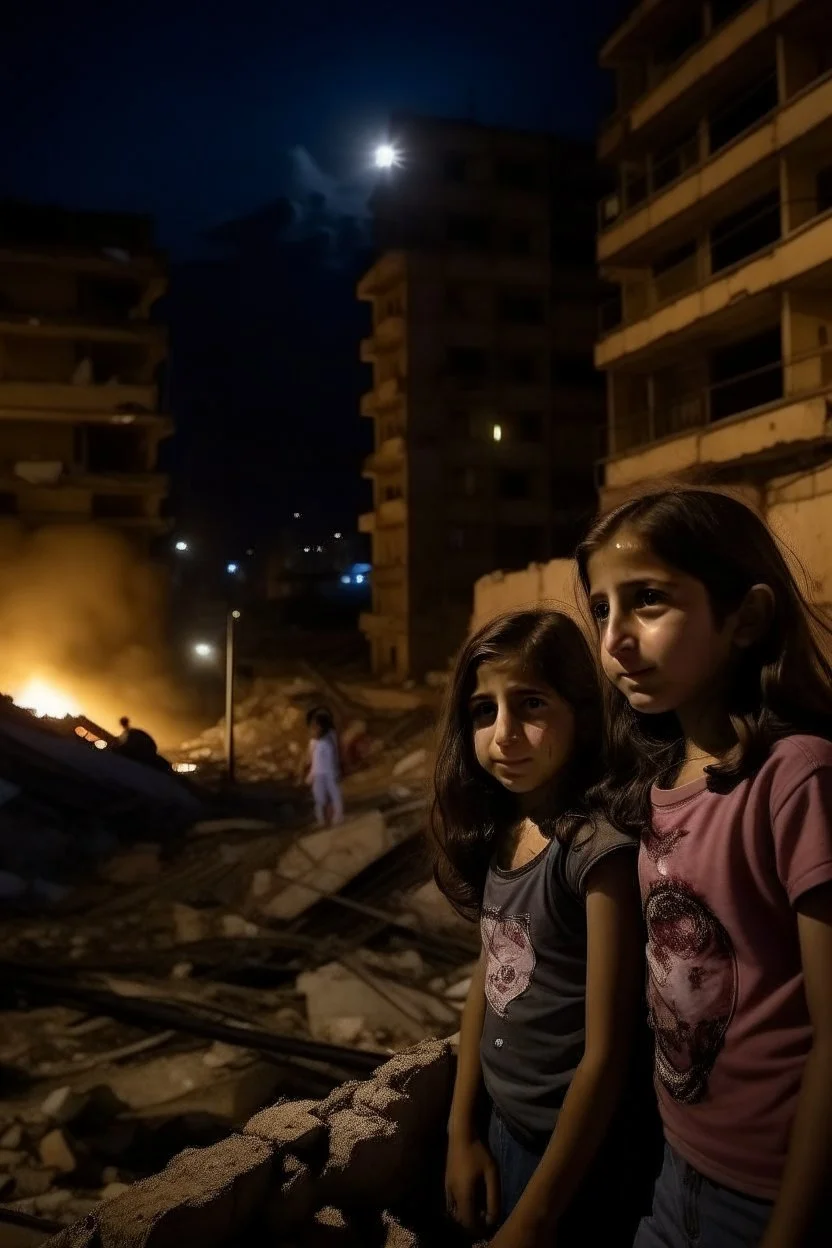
[576,486,832,838]
[429,609,604,920]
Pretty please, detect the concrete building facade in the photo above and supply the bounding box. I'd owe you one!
[358,117,603,678]
[595,0,832,591]
[0,202,171,544]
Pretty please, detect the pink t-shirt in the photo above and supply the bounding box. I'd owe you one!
[641,734,832,1200]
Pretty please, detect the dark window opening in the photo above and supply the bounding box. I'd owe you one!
[447,409,471,437]
[653,13,702,73]
[76,276,142,321]
[506,354,540,385]
[498,470,532,501]
[708,69,778,154]
[446,348,488,381]
[85,426,145,473]
[498,292,545,325]
[652,129,699,192]
[710,190,780,274]
[710,327,782,422]
[91,494,144,519]
[0,492,18,515]
[446,215,490,249]
[653,239,697,278]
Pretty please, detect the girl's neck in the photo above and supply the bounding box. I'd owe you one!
[675,697,737,786]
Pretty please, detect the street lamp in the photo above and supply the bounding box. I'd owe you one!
[226,562,239,575]
[191,613,240,785]
[175,540,189,553]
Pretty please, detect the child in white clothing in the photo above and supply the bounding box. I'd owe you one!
[306,710,344,827]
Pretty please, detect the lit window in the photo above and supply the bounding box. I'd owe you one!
[492,423,503,442]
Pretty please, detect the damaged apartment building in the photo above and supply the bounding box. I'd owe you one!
[595,0,832,594]
[0,201,170,546]
[357,116,605,679]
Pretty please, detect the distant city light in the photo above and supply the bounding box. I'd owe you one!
[193,642,215,660]
[303,546,311,554]
[226,562,239,574]
[293,511,301,519]
[375,144,398,169]
[316,545,323,553]
[355,573,365,584]
[334,532,342,539]
[94,739,108,750]
[492,423,503,442]
[246,548,254,556]
[175,762,198,774]
[340,574,351,585]
[231,609,241,620]
[174,540,189,552]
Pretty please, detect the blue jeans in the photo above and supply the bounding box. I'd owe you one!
[487,1108,543,1224]
[634,1145,772,1248]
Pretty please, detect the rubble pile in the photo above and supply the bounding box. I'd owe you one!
[0,679,480,1243]
[176,677,319,782]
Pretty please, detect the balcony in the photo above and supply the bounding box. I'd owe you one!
[599,69,832,263]
[597,202,832,367]
[359,376,405,416]
[602,345,832,488]
[359,316,405,362]
[363,436,406,478]
[0,380,158,415]
[357,251,406,300]
[625,0,803,141]
[0,310,166,344]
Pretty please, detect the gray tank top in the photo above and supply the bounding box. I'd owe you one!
[480,819,637,1145]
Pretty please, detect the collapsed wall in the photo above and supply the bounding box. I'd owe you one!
[43,1040,476,1248]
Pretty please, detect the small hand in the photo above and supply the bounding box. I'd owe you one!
[445,1134,500,1235]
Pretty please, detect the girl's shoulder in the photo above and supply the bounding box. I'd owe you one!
[758,734,832,790]
[563,817,637,899]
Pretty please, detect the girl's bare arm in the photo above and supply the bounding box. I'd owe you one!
[761,882,832,1248]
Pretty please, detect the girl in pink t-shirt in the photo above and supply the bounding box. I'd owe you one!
[579,486,832,1248]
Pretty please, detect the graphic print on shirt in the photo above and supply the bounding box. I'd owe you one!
[644,878,737,1104]
[481,908,536,1018]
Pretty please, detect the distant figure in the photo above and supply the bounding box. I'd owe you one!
[113,718,172,773]
[305,704,343,773]
[305,709,344,828]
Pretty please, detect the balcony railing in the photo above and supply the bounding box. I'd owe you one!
[598,196,826,337]
[604,344,832,457]
[598,68,780,232]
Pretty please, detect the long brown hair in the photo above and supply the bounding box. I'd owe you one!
[429,609,604,920]
[576,486,832,838]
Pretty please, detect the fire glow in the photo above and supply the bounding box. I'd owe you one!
[13,677,82,720]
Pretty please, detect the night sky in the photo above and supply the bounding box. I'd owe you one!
[4,0,627,557]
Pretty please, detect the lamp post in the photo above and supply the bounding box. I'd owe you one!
[224,609,240,786]
[193,608,240,786]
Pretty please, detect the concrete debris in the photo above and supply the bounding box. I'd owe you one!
[218,914,260,939]
[201,1042,247,1070]
[171,903,210,945]
[41,1087,89,1126]
[99,845,161,886]
[39,1128,79,1173]
[0,1123,22,1148]
[258,811,390,921]
[391,749,428,779]
[297,963,458,1048]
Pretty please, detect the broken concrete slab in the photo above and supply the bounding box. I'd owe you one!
[297,962,458,1045]
[170,903,210,946]
[244,1098,324,1154]
[41,1087,89,1126]
[260,811,391,921]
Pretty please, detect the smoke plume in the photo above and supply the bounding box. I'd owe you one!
[0,523,192,746]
